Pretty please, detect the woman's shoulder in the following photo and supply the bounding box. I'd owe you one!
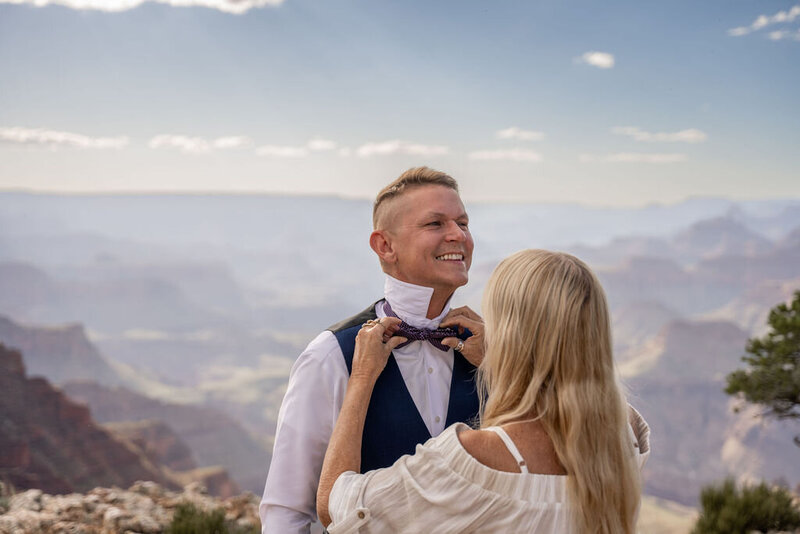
[453,425,499,457]
[452,425,498,466]
[406,423,484,471]
[455,423,559,474]
[453,424,483,448]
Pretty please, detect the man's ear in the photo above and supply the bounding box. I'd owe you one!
[370,230,397,264]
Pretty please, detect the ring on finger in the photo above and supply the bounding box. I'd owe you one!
[456,340,465,352]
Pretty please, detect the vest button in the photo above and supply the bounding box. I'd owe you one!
[358,511,365,519]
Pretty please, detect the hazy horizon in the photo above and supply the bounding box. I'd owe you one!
[2,187,800,210]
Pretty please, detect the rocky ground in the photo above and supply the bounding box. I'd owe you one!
[0,481,259,534]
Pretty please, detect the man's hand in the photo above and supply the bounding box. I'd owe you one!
[351,317,407,383]
[439,305,485,367]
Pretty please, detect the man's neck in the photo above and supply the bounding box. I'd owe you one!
[427,289,453,319]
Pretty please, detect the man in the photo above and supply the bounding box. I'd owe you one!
[260,167,484,533]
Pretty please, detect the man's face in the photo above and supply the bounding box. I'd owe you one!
[383,185,474,294]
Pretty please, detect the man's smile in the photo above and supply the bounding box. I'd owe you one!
[435,253,465,261]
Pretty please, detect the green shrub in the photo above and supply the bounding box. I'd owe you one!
[166,502,258,534]
[0,480,14,514]
[692,478,800,534]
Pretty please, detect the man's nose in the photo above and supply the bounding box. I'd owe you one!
[444,221,467,241]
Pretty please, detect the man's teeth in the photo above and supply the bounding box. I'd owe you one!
[436,254,463,261]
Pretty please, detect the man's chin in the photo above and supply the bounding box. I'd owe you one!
[440,274,469,291]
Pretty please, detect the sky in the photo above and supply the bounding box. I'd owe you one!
[0,0,798,206]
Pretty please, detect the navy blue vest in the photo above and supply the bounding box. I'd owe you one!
[328,301,480,472]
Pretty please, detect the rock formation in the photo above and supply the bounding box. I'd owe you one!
[104,420,198,472]
[0,315,122,386]
[62,381,269,494]
[0,481,259,534]
[0,344,175,495]
[627,320,800,505]
[0,344,242,499]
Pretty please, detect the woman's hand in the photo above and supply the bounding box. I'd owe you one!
[439,306,485,367]
[351,317,407,383]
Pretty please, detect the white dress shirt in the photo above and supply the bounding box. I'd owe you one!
[259,275,457,534]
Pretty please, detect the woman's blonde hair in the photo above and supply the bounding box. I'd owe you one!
[478,249,640,534]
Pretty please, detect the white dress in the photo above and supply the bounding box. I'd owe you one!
[328,410,651,534]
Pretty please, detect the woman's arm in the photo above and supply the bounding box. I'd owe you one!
[315,377,374,527]
[316,317,406,528]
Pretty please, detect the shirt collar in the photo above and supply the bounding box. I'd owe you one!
[383,275,452,329]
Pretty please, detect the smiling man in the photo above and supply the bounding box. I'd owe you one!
[259,167,483,533]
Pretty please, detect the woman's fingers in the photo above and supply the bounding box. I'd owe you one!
[385,335,408,351]
[360,317,401,339]
[439,307,485,366]
[380,316,403,328]
[441,331,485,368]
[440,306,484,332]
[440,337,463,351]
[448,305,482,321]
[353,317,406,381]
[439,313,484,333]
[381,320,401,341]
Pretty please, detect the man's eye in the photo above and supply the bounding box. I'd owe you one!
[427,221,442,227]
[458,222,469,229]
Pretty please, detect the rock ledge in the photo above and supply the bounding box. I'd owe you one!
[0,481,259,534]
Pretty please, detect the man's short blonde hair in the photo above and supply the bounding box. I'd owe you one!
[372,167,459,229]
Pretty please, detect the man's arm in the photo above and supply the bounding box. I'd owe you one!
[260,331,349,534]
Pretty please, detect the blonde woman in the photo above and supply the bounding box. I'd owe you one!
[317,249,650,534]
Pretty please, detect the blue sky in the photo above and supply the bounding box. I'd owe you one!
[0,0,798,205]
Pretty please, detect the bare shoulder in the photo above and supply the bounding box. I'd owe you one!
[457,423,567,475]
[456,427,522,473]
[456,427,487,454]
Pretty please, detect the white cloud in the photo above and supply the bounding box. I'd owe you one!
[495,127,545,142]
[728,5,800,36]
[402,143,449,156]
[0,126,128,149]
[149,134,252,153]
[0,0,284,14]
[356,141,402,157]
[307,138,337,151]
[611,126,708,143]
[355,140,449,158]
[468,149,542,162]
[255,145,309,158]
[581,152,687,164]
[149,135,210,153]
[213,136,253,149]
[149,135,337,157]
[768,29,800,41]
[338,147,352,157]
[577,51,615,69]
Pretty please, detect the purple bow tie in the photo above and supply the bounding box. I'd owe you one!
[382,301,458,352]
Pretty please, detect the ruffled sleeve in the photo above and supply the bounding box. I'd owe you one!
[327,470,374,534]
